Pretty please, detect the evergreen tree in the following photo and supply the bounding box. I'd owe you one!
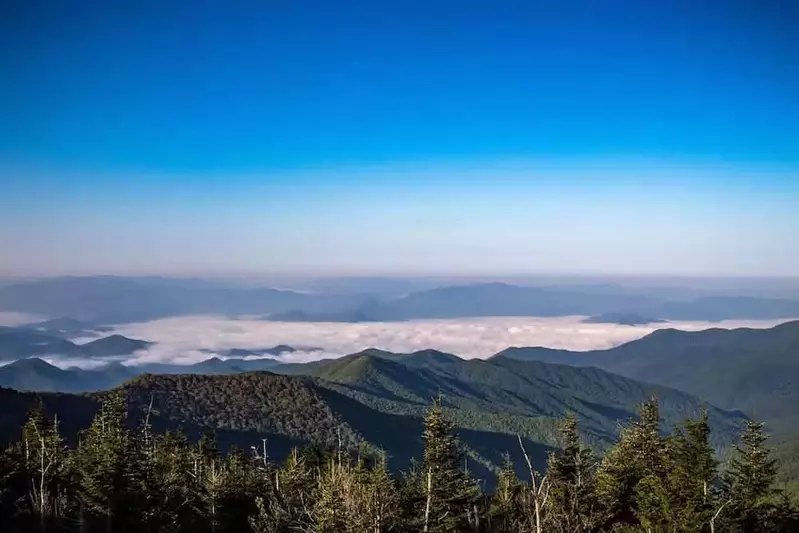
[420,397,481,533]
[357,451,400,533]
[250,447,316,533]
[73,391,142,533]
[488,454,528,533]
[19,405,71,533]
[721,421,784,533]
[546,414,601,533]
[664,411,718,532]
[596,397,666,530]
[314,456,348,533]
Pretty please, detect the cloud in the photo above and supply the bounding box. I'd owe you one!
[101,315,796,367]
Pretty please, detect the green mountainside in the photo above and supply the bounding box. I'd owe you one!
[277,350,745,451]
[0,349,747,481]
[496,320,799,430]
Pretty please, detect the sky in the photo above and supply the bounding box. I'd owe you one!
[1,1,798,278]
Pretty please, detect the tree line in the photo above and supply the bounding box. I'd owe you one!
[0,393,797,533]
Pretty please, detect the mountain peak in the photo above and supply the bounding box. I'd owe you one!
[5,357,61,371]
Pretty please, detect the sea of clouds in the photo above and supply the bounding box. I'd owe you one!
[75,315,795,369]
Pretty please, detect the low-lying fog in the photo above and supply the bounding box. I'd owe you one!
[40,315,789,369]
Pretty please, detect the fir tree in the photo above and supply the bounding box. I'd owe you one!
[664,411,718,532]
[488,454,527,533]
[546,414,601,533]
[721,420,784,533]
[596,397,666,529]
[421,397,481,533]
[73,391,142,533]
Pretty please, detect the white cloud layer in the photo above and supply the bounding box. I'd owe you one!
[104,315,796,367]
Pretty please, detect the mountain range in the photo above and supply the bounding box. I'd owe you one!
[3,320,796,439]
[497,320,799,431]
[0,347,746,479]
[0,326,151,362]
[2,276,799,323]
[3,319,799,485]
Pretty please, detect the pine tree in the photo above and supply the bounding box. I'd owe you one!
[664,411,718,532]
[250,447,316,533]
[360,451,400,533]
[314,457,348,533]
[721,420,784,533]
[73,391,142,533]
[420,397,481,533]
[596,397,666,530]
[546,414,601,533]
[488,454,527,533]
[20,405,71,533]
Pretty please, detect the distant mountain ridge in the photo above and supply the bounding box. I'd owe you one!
[496,320,799,431]
[582,312,667,326]
[2,276,798,323]
[0,326,151,362]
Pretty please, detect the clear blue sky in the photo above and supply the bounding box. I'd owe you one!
[1,1,798,277]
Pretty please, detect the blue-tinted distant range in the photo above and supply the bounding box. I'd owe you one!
[1,1,798,278]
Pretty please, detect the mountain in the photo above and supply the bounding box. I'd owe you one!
[0,355,287,391]
[496,320,799,430]
[275,349,746,452]
[199,344,309,357]
[23,317,114,338]
[0,358,138,392]
[3,276,798,324]
[266,308,381,322]
[0,276,376,323]
[0,351,747,482]
[367,282,799,321]
[79,334,152,357]
[0,327,153,362]
[582,312,666,326]
[0,326,83,361]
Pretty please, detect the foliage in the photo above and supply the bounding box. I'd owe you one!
[1,394,797,533]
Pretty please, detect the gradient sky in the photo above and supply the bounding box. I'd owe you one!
[1,1,798,277]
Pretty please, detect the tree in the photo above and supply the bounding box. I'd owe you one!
[420,397,481,533]
[596,397,666,530]
[20,405,70,533]
[665,411,718,532]
[546,414,600,533]
[72,391,142,533]
[721,420,785,533]
[488,454,527,533]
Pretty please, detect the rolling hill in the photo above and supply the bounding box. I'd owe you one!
[496,320,799,430]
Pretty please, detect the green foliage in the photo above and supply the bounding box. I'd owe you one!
[418,398,482,532]
[546,414,602,533]
[0,382,797,532]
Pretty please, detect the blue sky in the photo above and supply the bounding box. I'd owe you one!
[1,1,798,277]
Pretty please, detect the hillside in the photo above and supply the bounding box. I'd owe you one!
[0,348,748,482]
[497,320,799,430]
[277,349,746,453]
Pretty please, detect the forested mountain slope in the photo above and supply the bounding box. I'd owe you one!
[276,349,746,452]
[497,320,799,429]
